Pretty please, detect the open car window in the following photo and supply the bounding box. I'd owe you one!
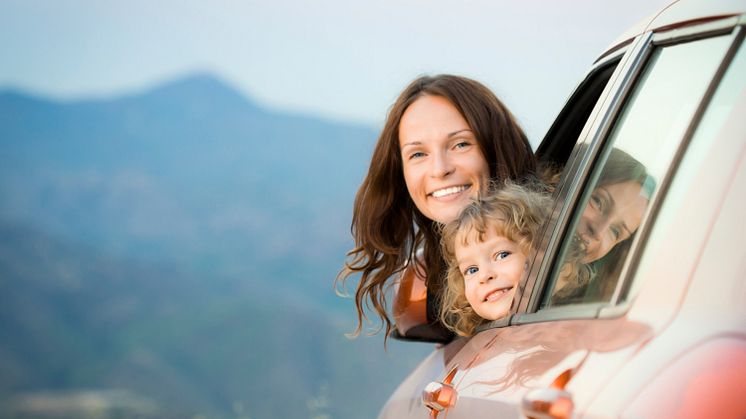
[495,18,746,330]
[541,33,735,310]
[496,18,738,328]
[535,57,621,168]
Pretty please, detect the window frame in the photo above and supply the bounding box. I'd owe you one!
[512,30,654,323]
[603,22,745,317]
[478,17,746,332]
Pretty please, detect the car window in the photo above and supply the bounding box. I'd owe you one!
[536,58,620,168]
[540,34,734,309]
[625,35,746,305]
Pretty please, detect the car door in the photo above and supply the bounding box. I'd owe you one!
[380,31,635,419]
[380,11,746,419]
[449,15,744,419]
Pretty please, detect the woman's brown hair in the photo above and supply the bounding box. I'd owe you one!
[336,74,536,339]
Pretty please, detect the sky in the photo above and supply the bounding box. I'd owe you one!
[0,0,672,145]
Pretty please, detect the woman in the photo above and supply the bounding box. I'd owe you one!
[552,147,653,304]
[337,74,536,342]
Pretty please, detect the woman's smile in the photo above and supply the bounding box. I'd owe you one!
[430,184,471,199]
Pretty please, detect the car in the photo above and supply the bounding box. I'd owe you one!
[379,0,746,417]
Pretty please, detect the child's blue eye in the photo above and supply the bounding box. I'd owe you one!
[464,266,479,276]
[495,251,511,260]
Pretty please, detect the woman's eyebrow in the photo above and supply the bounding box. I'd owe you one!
[599,187,615,212]
[620,222,634,237]
[400,140,422,149]
[447,129,473,138]
[401,130,472,148]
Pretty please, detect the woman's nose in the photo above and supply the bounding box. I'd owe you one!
[586,215,611,241]
[592,218,614,240]
[429,150,454,178]
[586,220,600,240]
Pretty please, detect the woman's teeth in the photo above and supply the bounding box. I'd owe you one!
[431,185,468,198]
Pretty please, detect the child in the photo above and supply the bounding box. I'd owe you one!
[439,183,551,336]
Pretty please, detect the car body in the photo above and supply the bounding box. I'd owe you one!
[379,0,746,418]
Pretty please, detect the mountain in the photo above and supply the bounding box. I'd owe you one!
[0,73,375,306]
[0,75,430,418]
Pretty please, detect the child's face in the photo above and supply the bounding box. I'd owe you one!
[455,227,527,321]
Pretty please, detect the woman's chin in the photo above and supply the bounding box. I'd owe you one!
[581,252,597,264]
[425,196,475,224]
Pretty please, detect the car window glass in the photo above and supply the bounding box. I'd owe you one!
[541,35,733,308]
[626,37,746,302]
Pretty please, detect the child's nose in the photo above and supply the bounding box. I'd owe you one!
[479,269,496,284]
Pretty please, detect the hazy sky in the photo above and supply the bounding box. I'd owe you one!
[0,0,672,144]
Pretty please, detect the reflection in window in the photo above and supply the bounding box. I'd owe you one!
[543,34,733,308]
[627,36,746,302]
[551,148,654,305]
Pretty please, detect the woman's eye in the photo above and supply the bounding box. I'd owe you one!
[590,193,603,210]
[409,151,425,160]
[495,251,511,260]
[610,226,622,241]
[454,141,471,149]
[464,266,479,276]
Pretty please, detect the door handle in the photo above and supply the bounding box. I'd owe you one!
[422,365,458,418]
[522,369,574,419]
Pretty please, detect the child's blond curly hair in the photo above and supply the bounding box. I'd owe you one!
[439,182,552,336]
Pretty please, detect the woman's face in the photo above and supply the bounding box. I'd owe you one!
[577,180,648,263]
[398,95,490,224]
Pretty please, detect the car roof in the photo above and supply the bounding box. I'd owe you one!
[602,0,745,60]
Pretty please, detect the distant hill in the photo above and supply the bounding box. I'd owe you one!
[0,75,430,418]
[0,73,376,308]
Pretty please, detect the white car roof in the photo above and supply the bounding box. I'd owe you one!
[604,0,745,58]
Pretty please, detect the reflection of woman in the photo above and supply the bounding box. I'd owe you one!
[554,147,653,303]
[337,75,535,341]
